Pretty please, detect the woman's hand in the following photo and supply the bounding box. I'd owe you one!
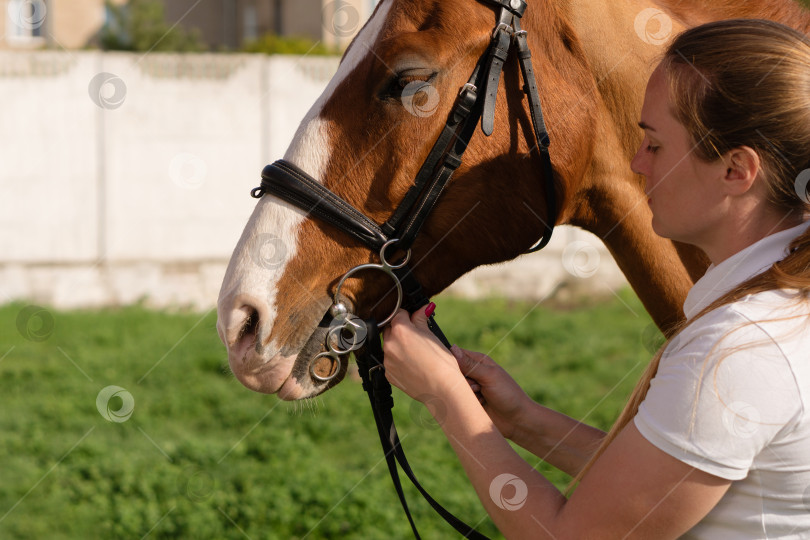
[382,304,534,440]
[450,346,533,441]
[381,307,468,401]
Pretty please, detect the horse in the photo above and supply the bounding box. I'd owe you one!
[216,0,810,400]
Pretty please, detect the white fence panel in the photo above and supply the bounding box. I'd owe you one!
[1,53,99,263]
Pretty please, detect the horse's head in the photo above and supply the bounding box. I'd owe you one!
[217,0,596,399]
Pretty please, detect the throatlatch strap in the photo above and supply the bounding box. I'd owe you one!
[513,22,557,252]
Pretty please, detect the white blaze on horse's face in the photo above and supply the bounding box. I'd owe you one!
[216,1,394,400]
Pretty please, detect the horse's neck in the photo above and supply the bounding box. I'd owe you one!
[542,0,810,332]
[657,0,810,32]
[566,0,810,148]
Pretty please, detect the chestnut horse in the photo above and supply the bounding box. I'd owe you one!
[217,0,810,400]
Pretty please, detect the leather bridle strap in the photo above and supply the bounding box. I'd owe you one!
[482,8,555,252]
[254,160,388,251]
[379,70,481,250]
[513,15,555,252]
[357,320,488,540]
[481,9,514,136]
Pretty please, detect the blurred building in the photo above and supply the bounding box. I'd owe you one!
[163,0,379,50]
[1,0,115,49]
[0,0,376,51]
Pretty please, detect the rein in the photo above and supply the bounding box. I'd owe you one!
[250,0,556,537]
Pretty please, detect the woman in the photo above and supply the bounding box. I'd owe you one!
[382,19,810,539]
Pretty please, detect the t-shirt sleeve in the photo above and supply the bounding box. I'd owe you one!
[634,308,802,480]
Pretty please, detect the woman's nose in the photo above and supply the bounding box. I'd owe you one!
[630,146,647,177]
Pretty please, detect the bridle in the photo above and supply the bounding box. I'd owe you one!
[250,0,556,537]
[251,0,557,379]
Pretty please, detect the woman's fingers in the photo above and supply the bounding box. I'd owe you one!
[408,303,431,330]
[456,350,493,381]
[387,308,412,330]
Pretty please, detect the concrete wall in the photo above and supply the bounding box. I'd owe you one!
[0,51,626,310]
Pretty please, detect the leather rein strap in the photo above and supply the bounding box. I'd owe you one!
[251,1,554,537]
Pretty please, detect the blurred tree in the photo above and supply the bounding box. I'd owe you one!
[101,0,205,52]
[241,34,340,56]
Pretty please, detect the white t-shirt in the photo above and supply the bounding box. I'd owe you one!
[634,220,810,539]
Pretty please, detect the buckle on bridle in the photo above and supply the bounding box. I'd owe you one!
[492,22,513,38]
[368,364,385,377]
[459,82,477,98]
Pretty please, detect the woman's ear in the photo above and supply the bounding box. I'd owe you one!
[722,146,761,195]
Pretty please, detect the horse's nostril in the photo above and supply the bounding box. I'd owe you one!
[231,306,260,356]
[218,300,264,351]
[238,307,259,343]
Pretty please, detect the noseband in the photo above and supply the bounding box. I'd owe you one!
[250,0,556,537]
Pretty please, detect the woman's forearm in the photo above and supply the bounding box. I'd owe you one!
[508,400,606,477]
[434,387,567,539]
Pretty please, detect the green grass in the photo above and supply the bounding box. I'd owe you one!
[0,291,659,539]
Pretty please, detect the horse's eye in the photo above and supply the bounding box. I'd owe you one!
[381,70,436,99]
[397,73,432,87]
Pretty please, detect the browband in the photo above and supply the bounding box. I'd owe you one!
[254,161,388,251]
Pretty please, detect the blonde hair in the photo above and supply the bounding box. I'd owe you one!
[572,19,810,488]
